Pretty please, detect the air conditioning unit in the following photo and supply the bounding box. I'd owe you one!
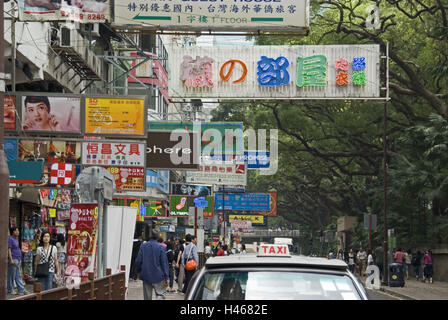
[135,57,153,78]
[60,26,72,47]
[79,23,100,38]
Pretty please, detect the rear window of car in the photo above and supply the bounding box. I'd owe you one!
[192,270,361,300]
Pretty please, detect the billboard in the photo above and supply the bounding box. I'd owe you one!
[18,0,110,23]
[4,96,16,131]
[168,45,381,100]
[21,96,81,133]
[214,193,271,211]
[85,97,145,136]
[186,163,247,186]
[146,131,200,170]
[18,140,81,164]
[113,0,309,34]
[171,183,212,197]
[228,214,266,226]
[169,195,214,217]
[82,141,145,167]
[148,122,243,154]
[105,166,145,191]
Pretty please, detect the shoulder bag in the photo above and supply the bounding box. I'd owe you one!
[35,245,53,278]
[185,245,197,271]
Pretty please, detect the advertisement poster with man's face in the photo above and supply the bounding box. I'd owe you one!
[66,204,98,282]
[4,96,16,130]
[18,0,110,23]
[21,96,81,133]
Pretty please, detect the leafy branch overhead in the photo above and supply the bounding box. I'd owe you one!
[214,0,448,245]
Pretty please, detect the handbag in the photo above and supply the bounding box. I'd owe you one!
[184,245,197,271]
[35,246,53,278]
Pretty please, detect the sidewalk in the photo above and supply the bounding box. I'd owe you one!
[126,279,185,300]
[359,275,448,300]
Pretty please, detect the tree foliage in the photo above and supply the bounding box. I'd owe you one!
[213,0,448,249]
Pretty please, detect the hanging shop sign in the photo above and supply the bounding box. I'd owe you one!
[148,122,243,155]
[169,195,214,217]
[18,0,110,23]
[82,141,145,167]
[146,169,170,194]
[85,97,145,136]
[21,95,81,133]
[8,160,44,183]
[168,45,381,100]
[4,95,16,131]
[18,140,82,164]
[186,163,247,186]
[171,183,212,197]
[66,203,99,283]
[113,0,309,34]
[228,214,266,227]
[105,166,145,191]
[215,193,271,211]
[50,163,75,185]
[143,200,167,217]
[146,131,200,170]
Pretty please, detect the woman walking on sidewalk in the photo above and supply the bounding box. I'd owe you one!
[423,250,434,284]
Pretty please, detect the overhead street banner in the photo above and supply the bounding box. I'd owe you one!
[214,193,271,211]
[18,0,110,22]
[168,45,381,100]
[113,0,309,34]
[186,163,247,186]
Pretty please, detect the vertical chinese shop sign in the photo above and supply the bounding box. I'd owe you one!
[66,204,99,282]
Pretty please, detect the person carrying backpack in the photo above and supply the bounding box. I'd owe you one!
[166,242,175,292]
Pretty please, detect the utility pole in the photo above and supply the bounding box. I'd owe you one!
[0,0,12,300]
[11,1,15,93]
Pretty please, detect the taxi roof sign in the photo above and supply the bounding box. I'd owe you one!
[258,244,291,258]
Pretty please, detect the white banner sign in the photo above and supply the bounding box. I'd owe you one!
[186,163,247,186]
[168,45,381,100]
[231,220,252,229]
[113,0,309,33]
[82,142,145,167]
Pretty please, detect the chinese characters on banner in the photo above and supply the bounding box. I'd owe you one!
[82,142,145,167]
[169,45,380,99]
[183,54,367,88]
[85,97,145,136]
[180,56,214,88]
[105,166,145,191]
[66,204,99,283]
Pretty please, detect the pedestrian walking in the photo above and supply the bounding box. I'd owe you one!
[182,234,199,294]
[347,249,356,274]
[35,231,59,291]
[134,232,169,300]
[394,248,406,265]
[374,245,384,280]
[8,227,28,295]
[175,239,185,293]
[357,247,367,276]
[166,242,176,293]
[130,236,143,281]
[412,250,422,281]
[404,249,412,280]
[423,250,434,284]
[216,243,225,256]
[367,249,375,266]
[240,244,247,255]
[336,249,345,261]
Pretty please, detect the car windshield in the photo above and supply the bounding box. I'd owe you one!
[192,270,361,300]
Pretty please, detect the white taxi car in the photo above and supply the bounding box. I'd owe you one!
[185,244,368,300]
